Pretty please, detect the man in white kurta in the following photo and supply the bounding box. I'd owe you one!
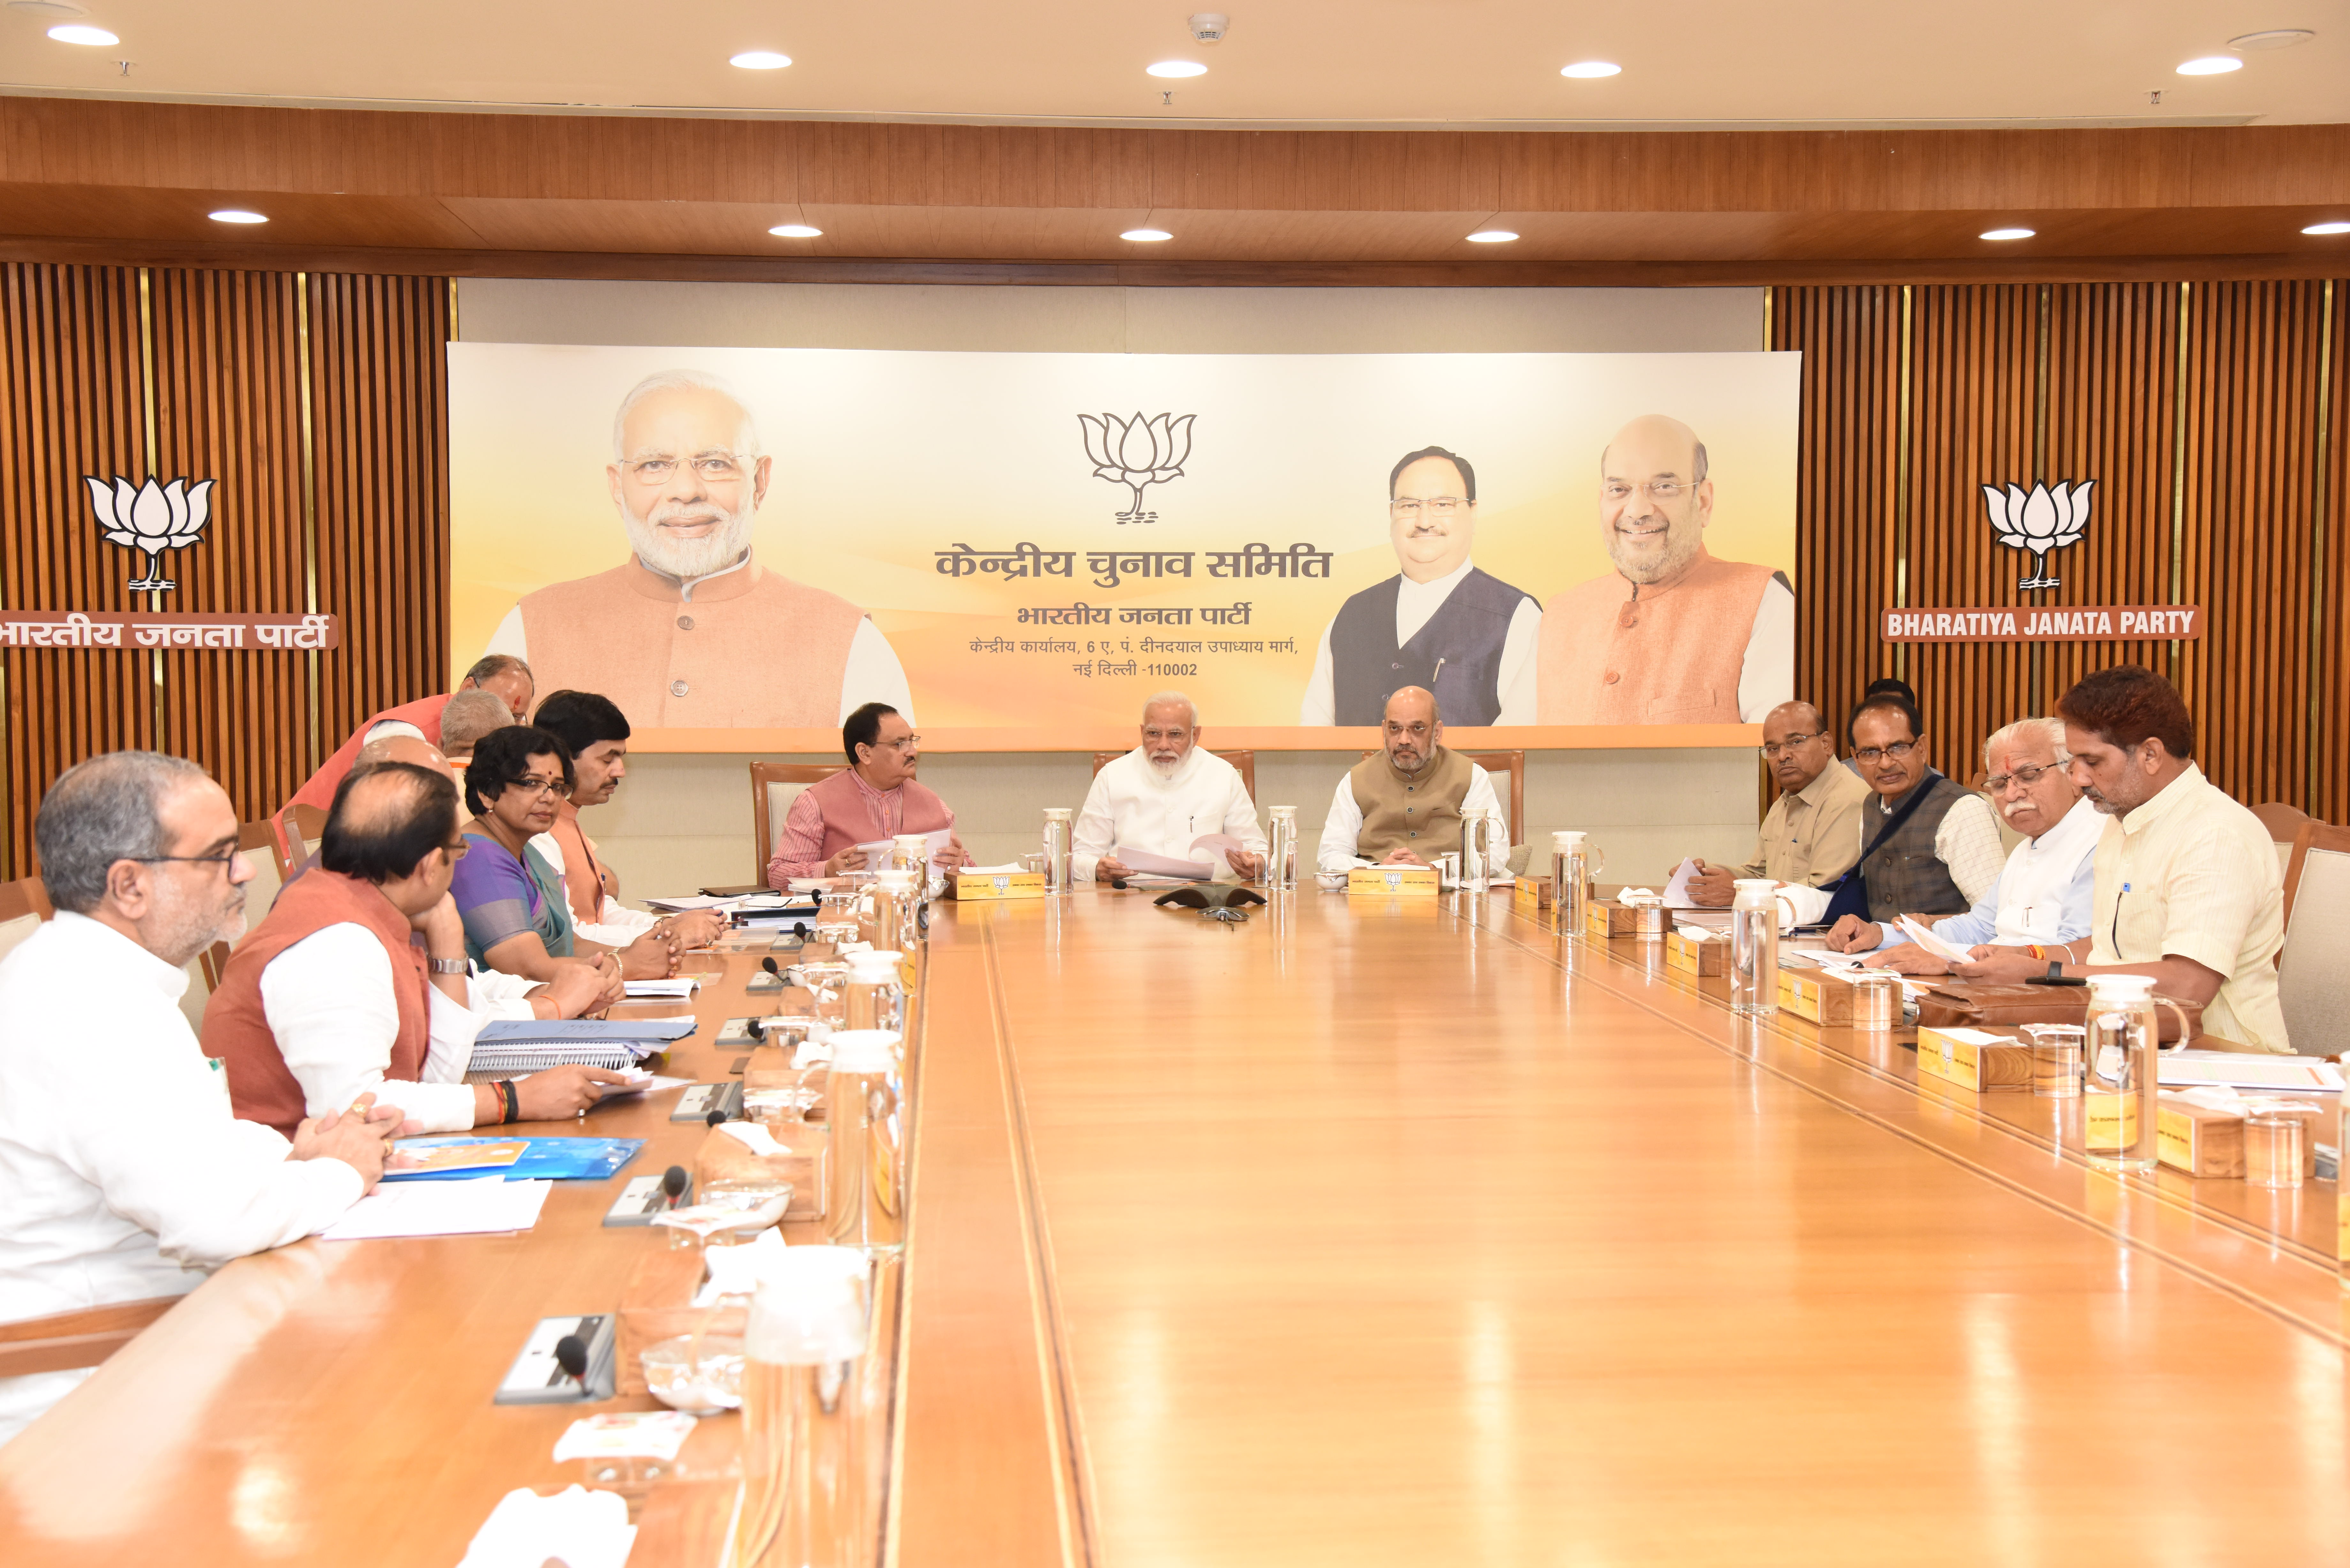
[0,753,398,1446]
[1073,694,1268,884]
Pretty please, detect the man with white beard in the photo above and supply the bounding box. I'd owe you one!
[483,369,913,727]
[1072,693,1268,884]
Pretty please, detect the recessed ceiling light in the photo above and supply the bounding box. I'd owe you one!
[2304,221,2350,236]
[45,21,115,43]
[1560,61,1621,78]
[1466,230,1519,244]
[730,50,791,69]
[2228,29,2314,50]
[1980,227,2035,241]
[768,223,822,238]
[2175,56,2243,75]
[1121,228,1173,242]
[1146,60,1207,77]
[209,209,268,224]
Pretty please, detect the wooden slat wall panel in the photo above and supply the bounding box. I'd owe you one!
[1776,277,2350,822]
[0,264,155,879]
[145,268,312,819]
[308,272,451,770]
[0,263,450,878]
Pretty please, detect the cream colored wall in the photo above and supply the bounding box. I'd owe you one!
[465,278,1771,898]
[580,747,1762,898]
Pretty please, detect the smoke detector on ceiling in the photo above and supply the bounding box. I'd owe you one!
[2227,29,2315,49]
[1187,13,1230,44]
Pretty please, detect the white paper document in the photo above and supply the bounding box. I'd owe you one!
[2157,1050,2344,1093]
[1115,846,1215,879]
[1661,857,1705,909]
[1894,915,1971,962]
[622,976,701,998]
[321,1176,553,1241]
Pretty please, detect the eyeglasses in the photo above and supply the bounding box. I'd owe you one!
[506,776,566,798]
[129,847,245,875]
[878,735,920,752]
[1852,740,1920,764]
[441,839,471,861]
[1759,730,1826,759]
[1984,760,2063,794]
[1388,497,1470,520]
[619,453,751,485]
[1602,479,1693,502]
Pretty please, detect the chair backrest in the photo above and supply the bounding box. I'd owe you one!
[750,762,848,882]
[2275,821,2350,1057]
[201,821,286,995]
[1090,748,1257,800]
[0,1295,180,1378]
[0,874,52,966]
[271,802,327,880]
[2253,801,2313,878]
[1354,747,1524,847]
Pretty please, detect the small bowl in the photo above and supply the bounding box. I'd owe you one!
[1315,871,1349,892]
[642,1333,746,1415]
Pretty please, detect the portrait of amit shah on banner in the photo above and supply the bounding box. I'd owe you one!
[450,346,1799,734]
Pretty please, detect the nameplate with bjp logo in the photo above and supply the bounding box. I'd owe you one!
[1914,1025,2032,1093]
[1347,865,1439,897]
[1663,929,1727,977]
[951,869,1046,901]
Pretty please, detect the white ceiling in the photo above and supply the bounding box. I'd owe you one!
[3,0,2345,128]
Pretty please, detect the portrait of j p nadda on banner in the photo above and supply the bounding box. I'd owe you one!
[1535,414,1793,725]
[481,367,914,728]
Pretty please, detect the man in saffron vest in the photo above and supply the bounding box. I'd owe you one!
[1536,415,1794,725]
[284,655,533,815]
[207,763,629,1137]
[481,368,913,729]
[766,703,972,886]
[1301,446,1540,726]
[1315,687,1511,873]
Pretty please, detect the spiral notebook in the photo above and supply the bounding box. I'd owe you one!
[466,1017,699,1076]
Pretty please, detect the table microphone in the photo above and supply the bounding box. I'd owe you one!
[1110,878,1129,891]
[762,956,782,978]
[553,1334,589,1391]
[792,922,809,940]
[661,1165,689,1209]
[706,1108,730,1128]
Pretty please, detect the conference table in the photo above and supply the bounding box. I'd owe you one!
[3,886,2343,1564]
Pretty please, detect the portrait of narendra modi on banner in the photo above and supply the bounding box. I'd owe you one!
[452,345,1798,734]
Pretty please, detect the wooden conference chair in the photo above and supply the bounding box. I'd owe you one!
[1089,748,1257,800]
[1353,747,1527,872]
[2253,801,2313,879]
[0,1296,181,1378]
[198,820,288,998]
[0,873,54,967]
[2275,821,2350,1057]
[748,762,848,884]
[270,803,327,881]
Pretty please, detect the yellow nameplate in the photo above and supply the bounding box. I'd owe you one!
[1348,865,1439,897]
[1513,875,1552,912]
[2083,1091,2141,1153]
[1664,929,1725,976]
[952,869,1045,901]
[1914,1025,2031,1092]
[1777,968,1849,1025]
[2156,1097,2243,1179]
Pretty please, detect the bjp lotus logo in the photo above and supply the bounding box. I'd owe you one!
[1079,411,1194,524]
[86,474,216,591]
[1981,479,2093,590]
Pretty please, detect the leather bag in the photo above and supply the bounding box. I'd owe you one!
[1912,982,2202,1043]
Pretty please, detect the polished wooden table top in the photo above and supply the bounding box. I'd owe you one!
[3,890,2343,1566]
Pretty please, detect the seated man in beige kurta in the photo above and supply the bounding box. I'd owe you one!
[1535,414,1794,725]
[482,368,914,728]
[1683,700,1871,907]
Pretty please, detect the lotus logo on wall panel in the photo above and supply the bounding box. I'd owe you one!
[85,474,215,591]
[1981,479,2093,589]
[1079,411,1195,524]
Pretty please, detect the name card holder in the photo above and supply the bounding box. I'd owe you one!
[950,869,1046,901]
[1347,865,1439,897]
[1512,875,1553,914]
[1778,967,1858,1025]
[1914,1025,2032,1092]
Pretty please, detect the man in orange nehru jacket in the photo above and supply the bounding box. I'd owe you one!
[284,655,532,814]
[481,368,914,728]
[1535,414,1793,725]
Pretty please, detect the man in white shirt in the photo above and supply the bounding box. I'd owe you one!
[1317,687,1512,873]
[0,751,402,1445]
[1074,692,1267,884]
[205,763,629,1137]
[1826,717,2101,973]
[1300,447,1541,726]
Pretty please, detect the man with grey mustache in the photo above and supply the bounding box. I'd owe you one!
[1824,716,2100,974]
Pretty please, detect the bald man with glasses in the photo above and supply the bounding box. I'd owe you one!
[1684,699,1872,907]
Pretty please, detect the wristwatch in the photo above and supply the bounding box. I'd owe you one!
[429,956,467,976]
[2044,960,2064,983]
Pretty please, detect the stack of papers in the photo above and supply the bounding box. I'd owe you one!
[469,1017,698,1074]
[622,976,701,999]
[322,1176,552,1240]
[2158,1050,2345,1093]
